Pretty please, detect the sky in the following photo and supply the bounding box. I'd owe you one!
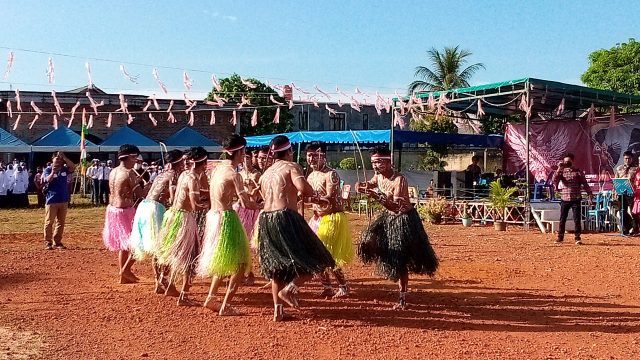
[1,0,639,98]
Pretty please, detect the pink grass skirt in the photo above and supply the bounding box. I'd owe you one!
[102,205,136,252]
[232,202,260,240]
[633,199,640,215]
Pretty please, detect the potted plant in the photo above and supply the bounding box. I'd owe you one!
[488,180,518,231]
[419,196,448,224]
[460,202,473,227]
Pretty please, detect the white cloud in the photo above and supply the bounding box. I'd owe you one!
[203,10,236,22]
[222,15,237,22]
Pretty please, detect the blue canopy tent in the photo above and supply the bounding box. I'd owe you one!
[99,126,159,152]
[0,128,30,152]
[31,126,98,152]
[164,127,222,152]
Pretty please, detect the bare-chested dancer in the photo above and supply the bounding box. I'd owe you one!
[305,142,354,298]
[130,149,185,294]
[102,144,145,284]
[257,135,336,321]
[197,134,260,315]
[157,147,209,306]
[356,146,439,309]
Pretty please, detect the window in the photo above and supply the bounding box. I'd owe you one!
[362,113,369,130]
[330,112,346,131]
[298,111,309,130]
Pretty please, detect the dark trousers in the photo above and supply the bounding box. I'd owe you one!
[0,195,6,208]
[92,178,100,204]
[618,195,637,234]
[558,199,582,240]
[99,179,109,204]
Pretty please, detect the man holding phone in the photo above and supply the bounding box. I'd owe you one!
[43,152,76,250]
[552,153,593,245]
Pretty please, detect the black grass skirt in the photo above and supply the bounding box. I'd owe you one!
[358,208,438,282]
[258,209,336,283]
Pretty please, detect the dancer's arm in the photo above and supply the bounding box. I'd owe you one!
[235,173,261,210]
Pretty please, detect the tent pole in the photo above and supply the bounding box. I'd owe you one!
[524,81,531,231]
[296,142,301,164]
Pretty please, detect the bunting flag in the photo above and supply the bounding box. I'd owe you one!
[80,112,88,167]
[12,114,21,130]
[6,100,12,118]
[152,68,168,94]
[14,89,22,112]
[209,110,216,125]
[53,114,58,129]
[270,94,284,105]
[86,91,104,115]
[274,107,280,124]
[52,90,63,116]
[119,64,139,83]
[211,74,222,91]
[314,85,331,100]
[251,109,258,127]
[46,57,55,84]
[85,62,93,89]
[166,99,174,113]
[586,103,595,124]
[477,99,485,117]
[231,110,237,126]
[106,113,112,128]
[28,114,39,129]
[288,99,294,109]
[3,51,14,80]
[88,114,94,129]
[167,112,176,123]
[117,93,129,113]
[69,101,80,126]
[148,113,157,126]
[30,101,43,115]
[427,93,436,110]
[127,114,134,124]
[188,111,194,126]
[555,97,565,116]
[325,104,337,116]
[183,71,193,90]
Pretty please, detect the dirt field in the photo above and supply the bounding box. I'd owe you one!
[2,205,640,359]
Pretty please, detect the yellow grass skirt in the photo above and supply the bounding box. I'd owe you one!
[310,212,354,268]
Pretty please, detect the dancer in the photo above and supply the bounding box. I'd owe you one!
[305,142,353,298]
[102,144,145,284]
[197,134,258,315]
[257,135,336,321]
[129,149,184,294]
[157,147,208,305]
[356,146,438,310]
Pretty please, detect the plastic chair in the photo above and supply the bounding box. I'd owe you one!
[586,191,612,232]
[341,184,352,211]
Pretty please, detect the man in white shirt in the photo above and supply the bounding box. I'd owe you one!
[12,165,29,207]
[0,166,6,208]
[87,160,100,205]
[98,161,112,205]
[4,164,14,205]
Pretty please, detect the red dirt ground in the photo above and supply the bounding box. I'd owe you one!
[2,211,640,359]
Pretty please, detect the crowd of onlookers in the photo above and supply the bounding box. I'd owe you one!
[0,159,45,208]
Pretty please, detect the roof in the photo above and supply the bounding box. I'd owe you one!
[0,128,30,152]
[99,126,158,152]
[64,85,107,95]
[164,127,221,152]
[396,78,640,117]
[245,130,502,148]
[31,126,98,152]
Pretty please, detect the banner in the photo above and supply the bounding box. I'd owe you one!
[590,115,640,175]
[503,120,596,181]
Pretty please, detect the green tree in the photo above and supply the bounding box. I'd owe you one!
[408,46,485,94]
[581,38,640,95]
[409,114,457,171]
[206,74,293,136]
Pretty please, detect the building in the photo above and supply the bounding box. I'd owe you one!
[291,102,391,131]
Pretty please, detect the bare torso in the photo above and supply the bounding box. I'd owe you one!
[209,161,245,211]
[108,165,138,208]
[369,172,412,214]
[308,167,343,216]
[172,171,199,212]
[240,167,261,201]
[145,169,177,206]
[259,160,303,212]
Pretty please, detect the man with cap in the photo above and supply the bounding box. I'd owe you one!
[43,152,76,249]
[102,144,146,283]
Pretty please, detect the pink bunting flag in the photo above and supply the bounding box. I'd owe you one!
[270,94,284,105]
[211,74,222,92]
[148,113,157,126]
[214,94,226,107]
[394,91,405,115]
[167,112,176,123]
[30,101,43,115]
[313,99,319,108]
[209,111,216,125]
[53,114,58,129]
[251,109,258,127]
[355,87,363,94]
[117,94,128,113]
[288,99,294,109]
[518,93,528,113]
[188,112,195,126]
[143,100,152,112]
[14,89,22,112]
[273,107,280,124]
[427,93,436,110]
[241,77,257,89]
[586,103,595,124]
[3,51,14,80]
[106,113,112,128]
[152,68,168,94]
[46,57,55,84]
[166,99,174,113]
[85,62,93,89]
[337,99,343,107]
[88,114,94,129]
[51,91,63,116]
[291,82,309,95]
[28,114,39,129]
[393,110,405,129]
[82,108,87,128]
[127,114,134,124]
[183,93,193,107]
[414,96,424,112]
[183,71,193,91]
[350,101,361,112]
[6,100,12,118]
[325,104,337,116]
[12,114,21,130]
[69,101,80,125]
[231,110,237,126]
[86,91,103,115]
[185,100,197,114]
[119,64,139,83]
[151,94,160,110]
[555,98,565,116]
[477,99,485,117]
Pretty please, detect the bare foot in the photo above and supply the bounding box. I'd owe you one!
[278,288,300,309]
[219,305,242,316]
[154,281,165,294]
[244,273,255,286]
[332,285,349,299]
[273,305,284,322]
[119,272,138,284]
[164,284,180,297]
[319,287,334,298]
[203,297,222,312]
[177,293,197,306]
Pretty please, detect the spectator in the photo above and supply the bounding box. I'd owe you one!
[12,166,29,207]
[552,153,593,245]
[5,164,14,203]
[43,152,75,250]
[87,159,100,205]
[34,167,45,207]
[615,150,638,235]
[98,161,111,205]
[0,166,6,208]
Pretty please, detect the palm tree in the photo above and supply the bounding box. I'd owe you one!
[408,46,485,94]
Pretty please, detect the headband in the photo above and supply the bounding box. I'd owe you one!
[192,156,208,163]
[224,144,245,155]
[118,152,139,159]
[170,157,184,164]
[271,141,291,153]
[371,155,392,160]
